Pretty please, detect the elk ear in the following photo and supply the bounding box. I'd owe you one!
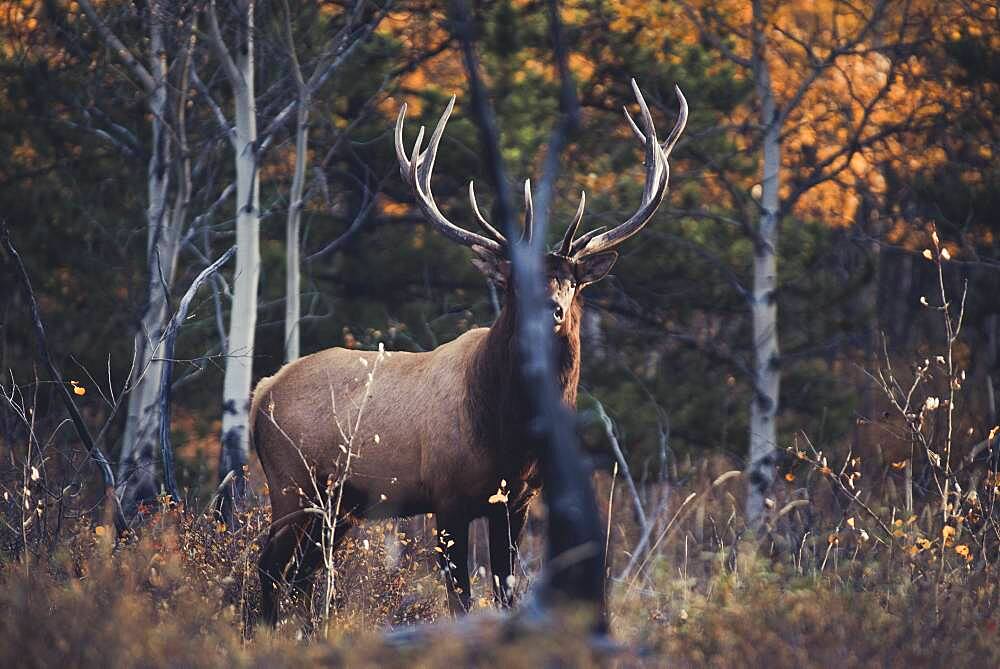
[576,251,619,287]
[470,245,510,287]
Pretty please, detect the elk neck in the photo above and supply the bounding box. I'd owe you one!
[466,297,582,455]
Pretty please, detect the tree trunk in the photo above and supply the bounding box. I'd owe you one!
[284,95,309,362]
[118,228,180,511]
[745,2,782,523]
[118,16,180,514]
[219,3,260,516]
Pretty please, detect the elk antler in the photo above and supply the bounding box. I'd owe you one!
[395,97,506,256]
[557,190,586,256]
[397,81,686,261]
[567,80,688,259]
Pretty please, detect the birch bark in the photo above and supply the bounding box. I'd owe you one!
[216,0,261,512]
[745,0,782,522]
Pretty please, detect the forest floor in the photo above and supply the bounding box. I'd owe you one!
[1,457,998,668]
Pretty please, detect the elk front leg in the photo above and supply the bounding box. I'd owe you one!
[435,513,471,615]
[488,503,528,607]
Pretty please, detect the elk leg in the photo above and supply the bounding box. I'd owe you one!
[287,516,354,621]
[259,520,300,627]
[259,513,352,627]
[435,513,471,615]
[488,504,528,607]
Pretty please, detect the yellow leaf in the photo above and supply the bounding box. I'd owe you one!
[784,472,795,482]
[846,517,855,529]
[94,525,106,537]
[216,523,227,534]
[941,247,951,260]
[488,488,508,504]
[955,544,969,557]
[922,249,934,260]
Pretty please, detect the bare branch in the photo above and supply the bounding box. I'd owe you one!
[205,0,243,88]
[76,0,156,94]
[0,221,122,526]
[158,246,236,503]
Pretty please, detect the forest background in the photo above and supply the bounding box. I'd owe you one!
[1,0,999,665]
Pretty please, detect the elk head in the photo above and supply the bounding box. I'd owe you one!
[394,80,688,336]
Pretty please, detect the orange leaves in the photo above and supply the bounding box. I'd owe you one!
[488,478,509,504]
[606,0,701,54]
[70,380,86,396]
[380,197,409,218]
[568,53,595,82]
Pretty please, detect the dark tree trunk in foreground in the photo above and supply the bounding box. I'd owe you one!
[452,0,607,623]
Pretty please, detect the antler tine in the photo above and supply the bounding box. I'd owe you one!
[520,179,533,244]
[568,224,607,255]
[621,83,688,158]
[395,98,504,255]
[468,181,507,244]
[573,80,687,259]
[417,95,456,188]
[394,103,410,170]
[558,190,586,256]
[623,106,645,143]
[663,84,688,156]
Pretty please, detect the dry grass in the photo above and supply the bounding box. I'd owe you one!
[1,445,998,668]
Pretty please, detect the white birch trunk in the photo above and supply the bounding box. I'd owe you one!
[118,15,179,510]
[119,230,180,504]
[745,2,782,522]
[219,2,260,506]
[284,97,309,362]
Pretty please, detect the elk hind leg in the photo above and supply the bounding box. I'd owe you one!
[259,519,301,628]
[287,516,354,628]
[488,504,528,607]
[436,513,471,615]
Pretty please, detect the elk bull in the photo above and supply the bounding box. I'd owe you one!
[253,80,687,625]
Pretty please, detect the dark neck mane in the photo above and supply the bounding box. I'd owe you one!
[466,299,582,455]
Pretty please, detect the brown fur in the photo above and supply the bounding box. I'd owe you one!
[254,254,606,625]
